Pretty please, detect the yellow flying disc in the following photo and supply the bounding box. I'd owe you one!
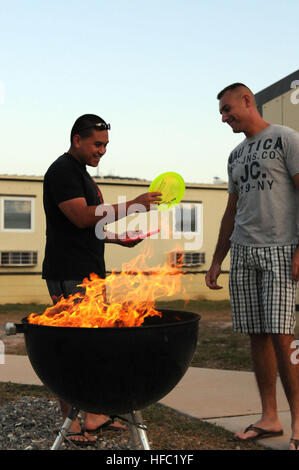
[148,172,185,211]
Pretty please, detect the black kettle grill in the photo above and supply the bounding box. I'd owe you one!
[6,309,200,450]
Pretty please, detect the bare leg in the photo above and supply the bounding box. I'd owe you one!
[59,400,96,443]
[235,334,282,440]
[271,334,299,450]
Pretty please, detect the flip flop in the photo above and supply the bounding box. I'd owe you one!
[66,425,97,447]
[86,418,126,433]
[289,438,299,450]
[235,424,283,441]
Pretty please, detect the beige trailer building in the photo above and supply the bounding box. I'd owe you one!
[0,175,229,305]
[255,69,299,132]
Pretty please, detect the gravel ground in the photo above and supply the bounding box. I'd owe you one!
[0,396,134,450]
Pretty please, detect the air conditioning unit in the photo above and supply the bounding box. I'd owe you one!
[168,251,206,268]
[0,251,38,267]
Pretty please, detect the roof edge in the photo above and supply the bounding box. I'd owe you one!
[255,69,299,113]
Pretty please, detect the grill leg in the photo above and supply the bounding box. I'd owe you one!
[51,407,79,450]
[126,410,150,450]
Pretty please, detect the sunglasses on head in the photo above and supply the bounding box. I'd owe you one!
[77,122,111,132]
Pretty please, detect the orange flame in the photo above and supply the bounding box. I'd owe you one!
[28,248,182,328]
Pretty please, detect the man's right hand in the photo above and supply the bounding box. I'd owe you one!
[130,192,162,212]
[59,192,163,229]
[205,263,223,290]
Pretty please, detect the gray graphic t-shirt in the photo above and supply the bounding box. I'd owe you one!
[228,124,299,246]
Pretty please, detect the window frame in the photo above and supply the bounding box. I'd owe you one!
[0,196,35,232]
[172,202,203,236]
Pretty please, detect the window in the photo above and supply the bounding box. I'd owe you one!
[0,197,34,231]
[0,251,38,267]
[173,203,202,234]
[168,251,206,268]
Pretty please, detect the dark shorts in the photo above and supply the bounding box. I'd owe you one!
[46,279,85,305]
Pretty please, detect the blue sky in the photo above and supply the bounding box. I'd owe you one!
[0,0,298,183]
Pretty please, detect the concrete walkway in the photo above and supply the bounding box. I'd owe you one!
[0,355,292,450]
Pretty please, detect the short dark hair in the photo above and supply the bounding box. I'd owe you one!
[217,83,247,100]
[70,114,108,143]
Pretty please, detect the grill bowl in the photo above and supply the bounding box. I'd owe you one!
[21,309,200,414]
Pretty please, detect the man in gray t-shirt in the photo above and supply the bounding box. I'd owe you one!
[205,83,299,450]
[228,124,299,246]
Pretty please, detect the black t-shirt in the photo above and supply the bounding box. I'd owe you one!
[42,153,106,280]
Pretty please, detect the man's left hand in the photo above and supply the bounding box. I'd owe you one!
[116,231,144,248]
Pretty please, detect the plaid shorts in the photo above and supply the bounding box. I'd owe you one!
[229,243,298,334]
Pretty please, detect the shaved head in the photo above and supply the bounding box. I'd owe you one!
[217,83,256,107]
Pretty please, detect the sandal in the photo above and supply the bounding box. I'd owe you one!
[65,425,97,447]
[235,424,283,441]
[86,418,126,433]
[289,438,299,450]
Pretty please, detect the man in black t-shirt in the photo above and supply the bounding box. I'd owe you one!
[43,151,106,281]
[43,114,162,444]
